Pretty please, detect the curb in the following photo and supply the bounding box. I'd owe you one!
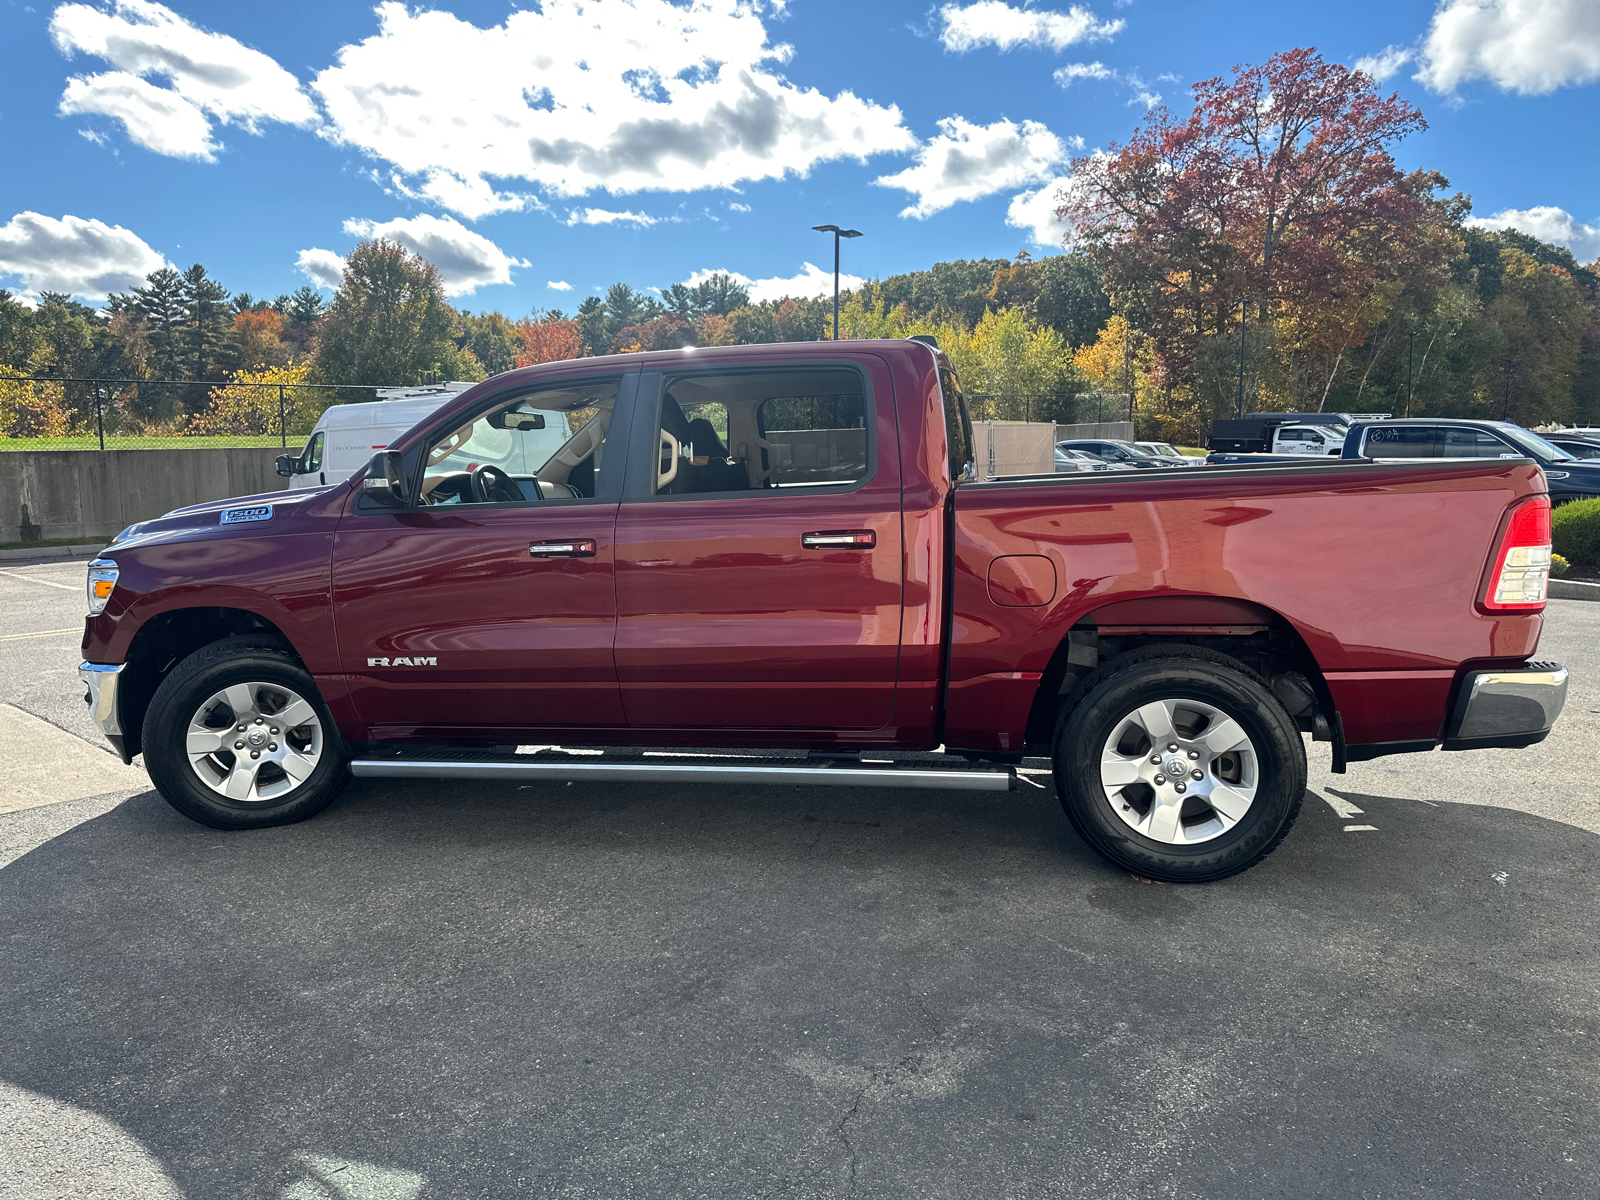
[1550,578,1600,602]
[0,544,105,563]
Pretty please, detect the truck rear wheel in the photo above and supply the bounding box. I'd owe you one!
[142,637,349,830]
[1052,648,1306,883]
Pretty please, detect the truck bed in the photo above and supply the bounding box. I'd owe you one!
[945,456,1547,756]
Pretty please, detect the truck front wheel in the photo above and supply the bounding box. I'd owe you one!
[142,637,349,829]
[1053,648,1306,883]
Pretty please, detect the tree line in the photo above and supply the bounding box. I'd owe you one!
[2,46,1596,442]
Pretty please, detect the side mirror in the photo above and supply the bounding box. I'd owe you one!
[276,454,300,478]
[361,450,411,507]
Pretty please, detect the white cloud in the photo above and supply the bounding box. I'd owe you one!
[296,248,346,290]
[1054,63,1161,106]
[1054,61,1114,84]
[50,0,317,161]
[0,211,167,300]
[566,208,658,228]
[311,0,915,220]
[728,202,752,213]
[341,214,525,295]
[547,280,573,291]
[1355,44,1415,83]
[1006,177,1076,249]
[680,263,861,302]
[1466,205,1600,261]
[938,2,1124,52]
[1416,0,1600,94]
[875,116,1067,219]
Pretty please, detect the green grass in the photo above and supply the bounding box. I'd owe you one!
[0,536,105,551]
[1176,446,1207,456]
[0,435,293,451]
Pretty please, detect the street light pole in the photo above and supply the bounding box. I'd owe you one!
[812,224,862,341]
[1236,299,1253,419]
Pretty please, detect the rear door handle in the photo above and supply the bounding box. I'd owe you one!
[802,530,876,549]
[529,539,597,558]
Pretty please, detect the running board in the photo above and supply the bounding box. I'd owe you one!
[349,758,1016,792]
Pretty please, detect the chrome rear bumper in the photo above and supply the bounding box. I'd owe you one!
[1443,662,1568,751]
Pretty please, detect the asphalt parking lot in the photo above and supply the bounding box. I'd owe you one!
[2,555,1598,1199]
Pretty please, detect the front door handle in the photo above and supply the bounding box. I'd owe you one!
[802,530,876,549]
[529,539,597,558]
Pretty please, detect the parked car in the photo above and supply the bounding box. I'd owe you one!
[80,341,1567,884]
[1055,445,1130,473]
[1210,418,1600,505]
[1136,441,1204,466]
[1057,438,1181,469]
[1543,434,1600,461]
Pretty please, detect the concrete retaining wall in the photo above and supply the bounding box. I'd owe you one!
[1,448,284,545]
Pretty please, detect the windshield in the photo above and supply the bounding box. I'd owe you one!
[1497,425,1574,462]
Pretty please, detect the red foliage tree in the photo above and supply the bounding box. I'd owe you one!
[512,316,585,367]
[1065,48,1443,378]
[610,314,697,354]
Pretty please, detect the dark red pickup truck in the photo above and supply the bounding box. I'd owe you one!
[79,339,1568,881]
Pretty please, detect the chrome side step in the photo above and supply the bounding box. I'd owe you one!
[349,758,1016,792]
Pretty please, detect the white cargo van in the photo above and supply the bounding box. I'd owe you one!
[277,383,478,489]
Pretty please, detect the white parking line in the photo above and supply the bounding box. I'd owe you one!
[1343,824,1379,832]
[0,569,80,591]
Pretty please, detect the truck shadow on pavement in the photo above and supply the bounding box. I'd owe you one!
[0,779,1596,1199]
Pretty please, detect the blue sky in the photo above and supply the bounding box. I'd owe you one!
[1,0,1597,314]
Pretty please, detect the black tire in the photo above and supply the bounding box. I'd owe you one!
[141,636,349,830]
[1052,646,1306,883]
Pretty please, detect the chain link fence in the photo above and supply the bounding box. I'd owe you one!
[0,375,388,451]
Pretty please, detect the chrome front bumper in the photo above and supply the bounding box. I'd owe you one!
[1443,662,1568,751]
[80,661,125,740]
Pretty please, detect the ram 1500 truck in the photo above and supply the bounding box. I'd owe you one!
[78,341,1569,882]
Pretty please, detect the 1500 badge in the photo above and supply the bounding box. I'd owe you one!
[220,504,273,524]
[367,656,438,667]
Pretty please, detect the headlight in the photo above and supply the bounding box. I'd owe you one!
[87,559,118,616]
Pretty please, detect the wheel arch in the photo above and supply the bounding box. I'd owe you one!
[1022,593,1340,762]
[118,607,301,760]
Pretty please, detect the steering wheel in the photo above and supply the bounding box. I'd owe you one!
[471,464,526,504]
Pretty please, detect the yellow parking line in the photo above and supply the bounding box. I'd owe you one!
[0,628,80,642]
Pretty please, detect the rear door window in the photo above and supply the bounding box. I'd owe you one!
[1362,426,1441,459]
[1442,428,1514,458]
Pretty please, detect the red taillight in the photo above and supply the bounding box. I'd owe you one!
[1483,496,1552,611]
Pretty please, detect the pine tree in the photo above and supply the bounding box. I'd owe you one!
[131,268,186,379]
[180,263,231,382]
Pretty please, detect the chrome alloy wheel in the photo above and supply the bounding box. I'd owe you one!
[1099,697,1258,845]
[184,682,323,803]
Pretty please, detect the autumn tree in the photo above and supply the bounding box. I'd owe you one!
[230,309,290,372]
[512,314,585,366]
[1066,48,1445,411]
[611,314,696,353]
